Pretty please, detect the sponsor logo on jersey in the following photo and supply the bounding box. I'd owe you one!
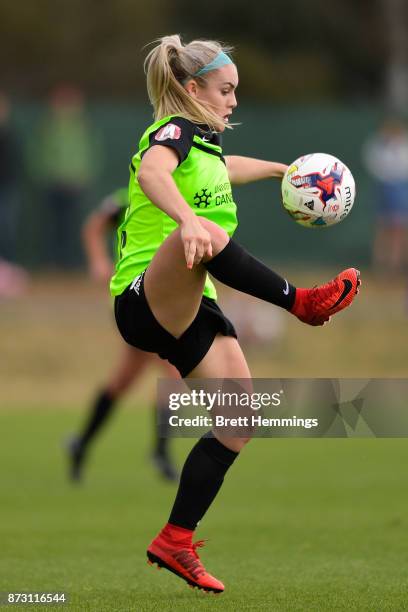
[155,123,181,141]
[214,182,233,206]
[193,188,212,208]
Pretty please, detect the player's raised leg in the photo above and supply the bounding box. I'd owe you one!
[204,238,361,326]
[143,219,229,338]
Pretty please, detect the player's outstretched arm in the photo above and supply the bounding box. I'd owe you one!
[225,155,287,185]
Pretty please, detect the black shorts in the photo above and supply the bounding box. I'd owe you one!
[114,271,237,378]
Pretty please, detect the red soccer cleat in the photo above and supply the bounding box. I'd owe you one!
[147,525,224,594]
[291,268,361,326]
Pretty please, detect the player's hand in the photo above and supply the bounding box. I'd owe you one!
[180,216,213,269]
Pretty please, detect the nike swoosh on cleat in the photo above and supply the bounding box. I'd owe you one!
[283,280,289,295]
[329,279,353,310]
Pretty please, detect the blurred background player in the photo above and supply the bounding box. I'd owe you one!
[363,116,408,274]
[67,187,179,482]
[28,84,101,269]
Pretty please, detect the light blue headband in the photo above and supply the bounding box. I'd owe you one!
[193,51,233,78]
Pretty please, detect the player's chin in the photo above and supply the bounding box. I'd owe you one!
[217,115,230,131]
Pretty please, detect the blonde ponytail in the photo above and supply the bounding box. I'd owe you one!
[144,35,234,132]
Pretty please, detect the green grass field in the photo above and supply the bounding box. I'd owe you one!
[1,272,408,611]
[1,408,408,611]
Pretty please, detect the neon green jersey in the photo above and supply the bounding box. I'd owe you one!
[110,115,238,299]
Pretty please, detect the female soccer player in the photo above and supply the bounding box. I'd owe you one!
[68,188,179,482]
[111,35,360,593]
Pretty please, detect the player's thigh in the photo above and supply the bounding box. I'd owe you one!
[188,334,251,379]
[144,220,228,339]
[189,334,253,453]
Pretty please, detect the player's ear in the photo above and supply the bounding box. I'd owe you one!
[184,79,199,98]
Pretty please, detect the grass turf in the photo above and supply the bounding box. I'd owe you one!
[1,408,408,611]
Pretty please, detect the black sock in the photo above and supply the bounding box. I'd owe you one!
[168,434,239,530]
[205,238,296,310]
[154,401,171,456]
[78,390,115,450]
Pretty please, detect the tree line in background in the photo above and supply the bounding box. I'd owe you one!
[0,0,401,101]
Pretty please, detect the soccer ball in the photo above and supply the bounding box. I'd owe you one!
[281,153,355,228]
